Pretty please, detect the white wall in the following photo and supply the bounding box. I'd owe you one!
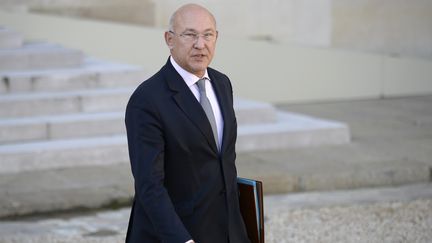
[3,0,432,59]
[332,0,432,60]
[4,0,432,59]
[153,0,332,47]
[153,0,432,60]
[1,11,431,103]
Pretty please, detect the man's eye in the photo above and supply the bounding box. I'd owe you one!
[184,33,197,38]
[204,33,214,38]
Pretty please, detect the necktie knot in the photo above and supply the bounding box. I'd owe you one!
[196,78,207,93]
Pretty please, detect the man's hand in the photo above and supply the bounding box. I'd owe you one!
[186,240,195,243]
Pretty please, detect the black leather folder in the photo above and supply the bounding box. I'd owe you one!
[237,177,264,243]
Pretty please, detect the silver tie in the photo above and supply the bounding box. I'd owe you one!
[196,78,218,148]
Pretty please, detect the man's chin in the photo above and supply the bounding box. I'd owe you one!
[190,65,208,76]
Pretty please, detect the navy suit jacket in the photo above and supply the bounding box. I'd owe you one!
[125,59,250,243]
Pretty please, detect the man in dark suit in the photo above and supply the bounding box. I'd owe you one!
[125,3,250,243]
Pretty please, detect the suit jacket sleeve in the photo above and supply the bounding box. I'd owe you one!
[125,95,191,243]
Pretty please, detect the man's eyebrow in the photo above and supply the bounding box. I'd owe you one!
[183,28,216,33]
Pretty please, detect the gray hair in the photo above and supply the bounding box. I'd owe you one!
[168,12,175,32]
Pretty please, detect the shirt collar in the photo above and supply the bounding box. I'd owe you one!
[170,56,210,88]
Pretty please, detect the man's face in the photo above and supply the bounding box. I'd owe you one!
[165,7,218,77]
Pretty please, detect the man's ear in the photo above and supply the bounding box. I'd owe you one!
[165,31,174,50]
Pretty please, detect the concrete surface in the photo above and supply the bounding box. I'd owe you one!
[0,110,349,174]
[0,58,147,93]
[0,183,431,242]
[0,87,133,117]
[0,27,22,49]
[0,99,290,143]
[0,42,83,70]
[0,95,430,218]
[0,96,350,173]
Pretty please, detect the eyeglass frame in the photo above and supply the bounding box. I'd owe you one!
[168,30,218,42]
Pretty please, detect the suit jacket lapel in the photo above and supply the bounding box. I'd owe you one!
[163,60,219,154]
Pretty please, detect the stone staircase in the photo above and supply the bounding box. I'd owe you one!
[0,27,350,175]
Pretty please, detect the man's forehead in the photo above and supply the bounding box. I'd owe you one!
[173,8,216,30]
[174,23,216,33]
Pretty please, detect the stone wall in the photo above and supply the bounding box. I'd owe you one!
[332,0,432,59]
[153,0,332,47]
[0,0,156,26]
[153,0,432,59]
[1,0,431,59]
[2,11,431,103]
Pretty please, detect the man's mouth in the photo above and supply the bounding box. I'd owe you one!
[192,54,206,58]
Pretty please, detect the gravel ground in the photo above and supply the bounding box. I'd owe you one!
[265,199,432,243]
[1,198,431,243]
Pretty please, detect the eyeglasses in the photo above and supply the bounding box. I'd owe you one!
[169,30,217,42]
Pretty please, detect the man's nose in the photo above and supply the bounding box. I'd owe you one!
[193,36,206,49]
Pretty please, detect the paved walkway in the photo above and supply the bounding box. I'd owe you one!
[1,183,431,242]
[239,95,432,193]
[1,95,431,219]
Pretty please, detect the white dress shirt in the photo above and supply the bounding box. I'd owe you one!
[170,56,224,150]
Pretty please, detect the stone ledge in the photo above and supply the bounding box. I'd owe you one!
[237,112,350,151]
[0,87,134,117]
[0,100,280,143]
[0,156,429,218]
[0,42,84,70]
[0,164,133,218]
[0,58,147,93]
[0,27,22,49]
[0,111,350,173]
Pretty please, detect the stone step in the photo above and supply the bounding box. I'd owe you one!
[237,112,350,151]
[0,160,429,218]
[234,98,277,124]
[0,27,23,49]
[0,87,133,118]
[0,58,148,93]
[0,42,84,71]
[0,111,349,174]
[0,135,128,174]
[0,84,279,122]
[0,112,124,144]
[0,99,283,143]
